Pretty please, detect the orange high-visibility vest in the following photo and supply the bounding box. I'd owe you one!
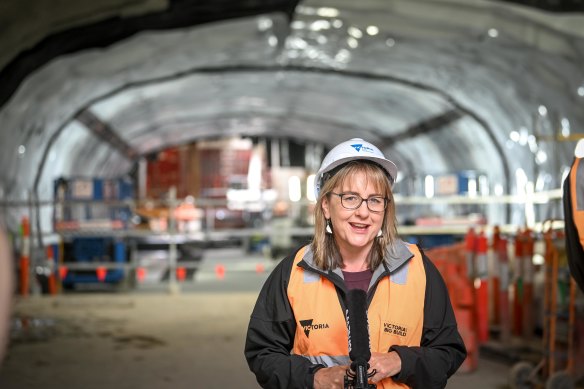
[570,158,584,250]
[288,245,426,388]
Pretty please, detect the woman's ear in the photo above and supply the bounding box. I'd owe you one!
[321,196,331,219]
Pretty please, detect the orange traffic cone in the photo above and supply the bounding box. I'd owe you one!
[176,267,187,282]
[96,267,107,282]
[215,264,226,280]
[136,267,146,283]
[19,217,30,296]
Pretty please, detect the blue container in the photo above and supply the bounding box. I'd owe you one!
[92,178,104,200]
[63,239,126,286]
[72,237,108,262]
[117,177,134,200]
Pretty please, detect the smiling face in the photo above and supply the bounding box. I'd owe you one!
[321,169,386,260]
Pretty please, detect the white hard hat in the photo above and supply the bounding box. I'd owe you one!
[575,139,584,158]
[314,138,397,197]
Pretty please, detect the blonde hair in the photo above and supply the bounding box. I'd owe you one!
[310,161,398,270]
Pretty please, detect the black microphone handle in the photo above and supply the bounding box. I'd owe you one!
[354,364,369,389]
[345,289,376,388]
[345,289,371,363]
[345,363,376,389]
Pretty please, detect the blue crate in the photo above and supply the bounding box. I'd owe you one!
[405,234,458,249]
[62,240,127,286]
[72,237,109,262]
[93,179,104,200]
[117,177,134,200]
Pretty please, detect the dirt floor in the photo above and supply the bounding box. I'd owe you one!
[0,293,261,389]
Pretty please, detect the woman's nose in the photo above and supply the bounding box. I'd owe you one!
[354,199,370,215]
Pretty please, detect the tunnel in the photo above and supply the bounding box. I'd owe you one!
[0,0,583,388]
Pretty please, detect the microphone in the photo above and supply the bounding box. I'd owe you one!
[345,289,376,389]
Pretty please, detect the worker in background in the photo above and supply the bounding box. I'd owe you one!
[244,138,466,388]
[0,224,13,366]
[564,139,584,293]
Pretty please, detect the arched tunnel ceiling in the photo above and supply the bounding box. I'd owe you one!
[1,0,584,231]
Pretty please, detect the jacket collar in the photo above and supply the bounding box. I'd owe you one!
[300,239,414,275]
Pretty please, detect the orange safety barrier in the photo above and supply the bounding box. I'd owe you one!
[515,223,584,386]
[56,239,64,293]
[458,328,478,373]
[19,216,30,296]
[491,226,501,326]
[513,229,524,336]
[474,230,489,344]
[427,242,478,373]
[496,237,511,343]
[522,229,535,340]
[426,227,580,380]
[464,228,476,280]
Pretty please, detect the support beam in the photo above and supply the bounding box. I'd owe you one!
[378,108,464,148]
[75,109,138,160]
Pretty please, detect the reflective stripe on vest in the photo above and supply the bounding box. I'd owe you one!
[288,244,426,388]
[571,158,584,250]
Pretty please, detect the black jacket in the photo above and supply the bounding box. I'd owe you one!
[244,242,467,388]
[563,161,584,293]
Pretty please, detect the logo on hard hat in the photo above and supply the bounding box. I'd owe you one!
[351,143,374,153]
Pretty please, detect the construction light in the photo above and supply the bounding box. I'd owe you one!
[424,175,434,199]
[289,176,301,202]
[306,175,316,202]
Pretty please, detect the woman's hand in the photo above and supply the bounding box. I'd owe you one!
[368,351,402,384]
[314,365,349,389]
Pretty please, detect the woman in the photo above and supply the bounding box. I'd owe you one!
[245,138,466,388]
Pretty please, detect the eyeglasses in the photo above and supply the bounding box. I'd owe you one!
[330,192,388,212]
